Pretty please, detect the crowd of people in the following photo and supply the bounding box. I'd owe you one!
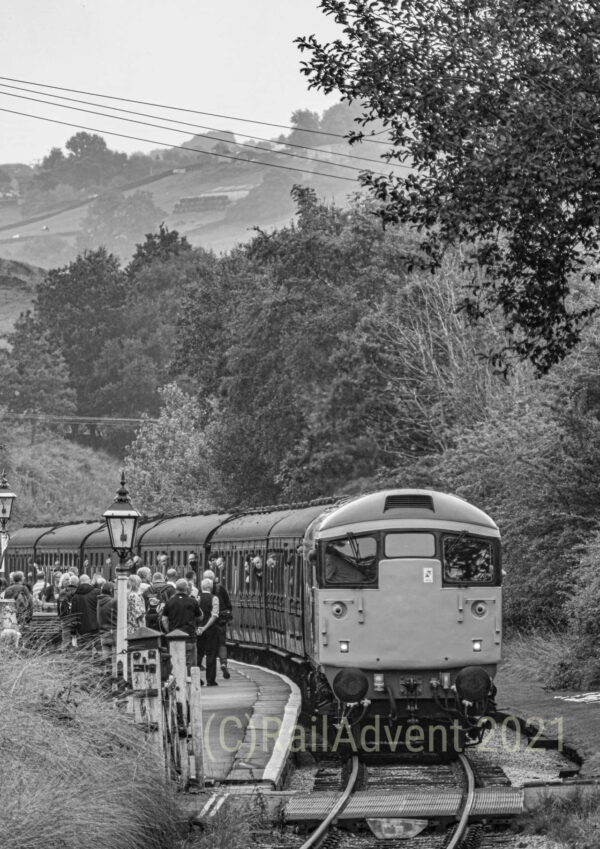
[0,554,233,686]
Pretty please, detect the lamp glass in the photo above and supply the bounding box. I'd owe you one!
[0,489,16,522]
[104,511,139,555]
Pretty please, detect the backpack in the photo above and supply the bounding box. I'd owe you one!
[58,590,73,619]
[144,585,170,630]
[13,586,33,625]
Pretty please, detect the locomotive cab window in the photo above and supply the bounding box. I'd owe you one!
[384,532,436,558]
[442,535,495,583]
[320,535,377,586]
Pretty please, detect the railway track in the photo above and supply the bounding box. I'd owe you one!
[255,752,522,849]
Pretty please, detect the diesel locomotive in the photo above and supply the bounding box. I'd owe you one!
[6,489,501,753]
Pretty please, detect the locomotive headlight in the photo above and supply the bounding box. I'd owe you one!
[373,673,385,692]
[339,640,350,653]
[472,639,482,652]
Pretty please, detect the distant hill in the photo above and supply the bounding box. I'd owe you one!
[0,142,371,268]
[0,258,44,342]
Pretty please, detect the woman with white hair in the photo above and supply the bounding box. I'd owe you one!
[126,573,146,635]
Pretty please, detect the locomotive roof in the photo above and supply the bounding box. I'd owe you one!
[209,503,336,542]
[140,513,231,545]
[318,490,498,532]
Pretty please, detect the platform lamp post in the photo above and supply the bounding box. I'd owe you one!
[0,472,16,582]
[103,472,140,681]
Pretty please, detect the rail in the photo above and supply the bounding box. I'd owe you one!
[299,755,360,849]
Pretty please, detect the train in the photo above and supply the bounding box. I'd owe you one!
[6,488,502,754]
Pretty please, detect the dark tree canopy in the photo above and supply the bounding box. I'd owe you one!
[298,0,600,372]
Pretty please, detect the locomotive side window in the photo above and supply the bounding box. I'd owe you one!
[442,535,494,583]
[321,535,377,586]
[384,533,436,558]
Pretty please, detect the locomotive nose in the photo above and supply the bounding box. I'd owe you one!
[332,668,369,703]
[454,666,492,703]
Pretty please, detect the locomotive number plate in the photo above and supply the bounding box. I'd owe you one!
[423,567,433,583]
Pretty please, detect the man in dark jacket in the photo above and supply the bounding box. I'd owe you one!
[71,574,100,650]
[143,572,176,631]
[97,581,117,665]
[161,579,201,672]
[57,574,78,650]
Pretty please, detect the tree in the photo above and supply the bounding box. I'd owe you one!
[287,109,324,147]
[298,1,600,372]
[124,384,211,514]
[125,224,192,279]
[41,147,66,170]
[34,248,127,414]
[65,132,109,160]
[0,312,76,417]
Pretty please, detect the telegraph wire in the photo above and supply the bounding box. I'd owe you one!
[0,88,393,177]
[0,81,390,168]
[0,106,362,182]
[0,74,394,146]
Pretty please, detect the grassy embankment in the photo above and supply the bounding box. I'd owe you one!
[0,645,275,849]
[503,633,600,848]
[0,647,184,849]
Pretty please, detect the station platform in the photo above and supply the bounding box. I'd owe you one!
[199,660,301,787]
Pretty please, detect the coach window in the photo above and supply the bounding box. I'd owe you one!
[384,533,436,558]
[321,535,377,586]
[442,535,494,583]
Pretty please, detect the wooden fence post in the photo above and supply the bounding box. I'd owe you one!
[127,627,166,766]
[189,666,205,788]
[167,629,189,787]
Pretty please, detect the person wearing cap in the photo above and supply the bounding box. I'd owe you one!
[196,577,220,686]
[161,578,201,672]
[203,568,232,680]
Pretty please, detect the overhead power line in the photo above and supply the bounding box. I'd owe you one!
[0,106,361,182]
[0,88,392,177]
[0,81,389,168]
[0,74,393,146]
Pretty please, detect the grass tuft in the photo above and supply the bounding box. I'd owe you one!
[517,787,600,848]
[0,646,185,849]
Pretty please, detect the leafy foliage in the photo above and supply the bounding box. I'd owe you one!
[298,0,600,371]
[0,312,76,417]
[34,248,128,414]
[124,384,211,514]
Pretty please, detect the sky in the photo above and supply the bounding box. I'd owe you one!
[0,1,343,165]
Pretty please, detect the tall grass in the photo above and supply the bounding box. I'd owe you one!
[0,647,185,849]
[502,630,600,690]
[518,787,600,848]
